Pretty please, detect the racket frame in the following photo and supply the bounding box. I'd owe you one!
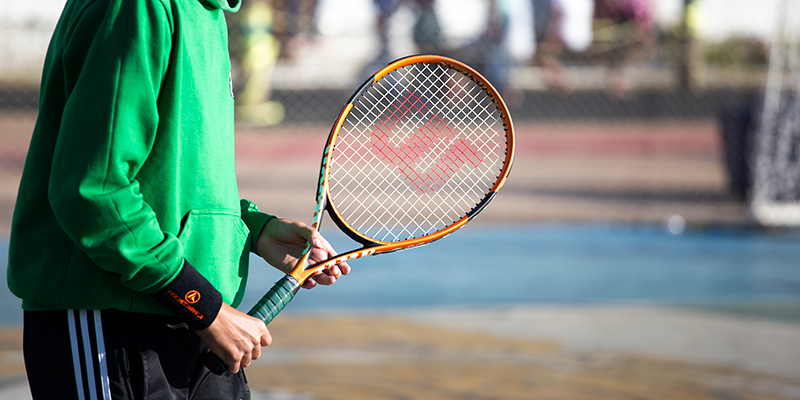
[289,54,514,284]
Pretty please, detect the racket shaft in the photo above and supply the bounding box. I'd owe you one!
[202,274,301,375]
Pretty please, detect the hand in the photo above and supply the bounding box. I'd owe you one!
[196,303,271,373]
[255,218,351,289]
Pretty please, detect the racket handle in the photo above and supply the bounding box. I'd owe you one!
[201,274,301,375]
[247,274,301,324]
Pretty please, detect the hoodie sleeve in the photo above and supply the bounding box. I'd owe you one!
[47,0,185,294]
[240,199,276,254]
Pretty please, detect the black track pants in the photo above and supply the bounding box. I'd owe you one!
[23,310,251,400]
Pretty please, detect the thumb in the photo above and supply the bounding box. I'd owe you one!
[290,220,316,243]
[295,223,325,250]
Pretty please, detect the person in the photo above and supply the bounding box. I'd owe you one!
[272,0,320,60]
[5,0,350,399]
[593,0,655,97]
[231,0,285,126]
[531,0,595,95]
[360,0,443,81]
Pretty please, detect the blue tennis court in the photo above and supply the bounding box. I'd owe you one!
[241,223,800,312]
[2,223,798,325]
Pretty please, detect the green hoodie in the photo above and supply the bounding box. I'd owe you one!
[7,0,272,319]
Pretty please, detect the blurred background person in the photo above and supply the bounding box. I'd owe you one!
[458,0,512,96]
[231,0,285,126]
[361,0,444,78]
[530,0,594,95]
[273,0,320,60]
[452,0,533,101]
[592,0,655,97]
[412,0,443,55]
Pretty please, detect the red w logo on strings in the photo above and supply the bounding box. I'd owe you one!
[370,91,482,192]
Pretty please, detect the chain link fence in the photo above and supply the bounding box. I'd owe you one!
[1,0,795,234]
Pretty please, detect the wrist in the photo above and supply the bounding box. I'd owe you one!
[151,260,223,330]
[255,216,278,258]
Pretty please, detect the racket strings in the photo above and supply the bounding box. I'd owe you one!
[329,62,508,242]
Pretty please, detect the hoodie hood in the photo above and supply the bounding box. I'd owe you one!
[201,0,240,12]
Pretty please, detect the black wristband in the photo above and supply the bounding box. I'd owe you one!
[152,261,222,330]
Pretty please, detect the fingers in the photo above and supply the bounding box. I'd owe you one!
[239,352,252,370]
[315,264,343,282]
[302,265,345,288]
[309,231,351,273]
[301,279,317,289]
[227,328,266,373]
[299,265,344,289]
[284,227,350,289]
[196,304,272,374]
[227,360,242,375]
[286,220,352,275]
[235,329,269,371]
[303,237,350,288]
[269,219,351,288]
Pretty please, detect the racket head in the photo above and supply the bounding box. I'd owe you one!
[320,55,515,253]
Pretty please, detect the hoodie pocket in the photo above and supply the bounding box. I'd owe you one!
[177,209,250,303]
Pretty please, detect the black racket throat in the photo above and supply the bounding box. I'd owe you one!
[299,200,381,272]
[325,200,377,247]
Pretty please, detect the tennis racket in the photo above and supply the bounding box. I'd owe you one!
[203,54,515,374]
